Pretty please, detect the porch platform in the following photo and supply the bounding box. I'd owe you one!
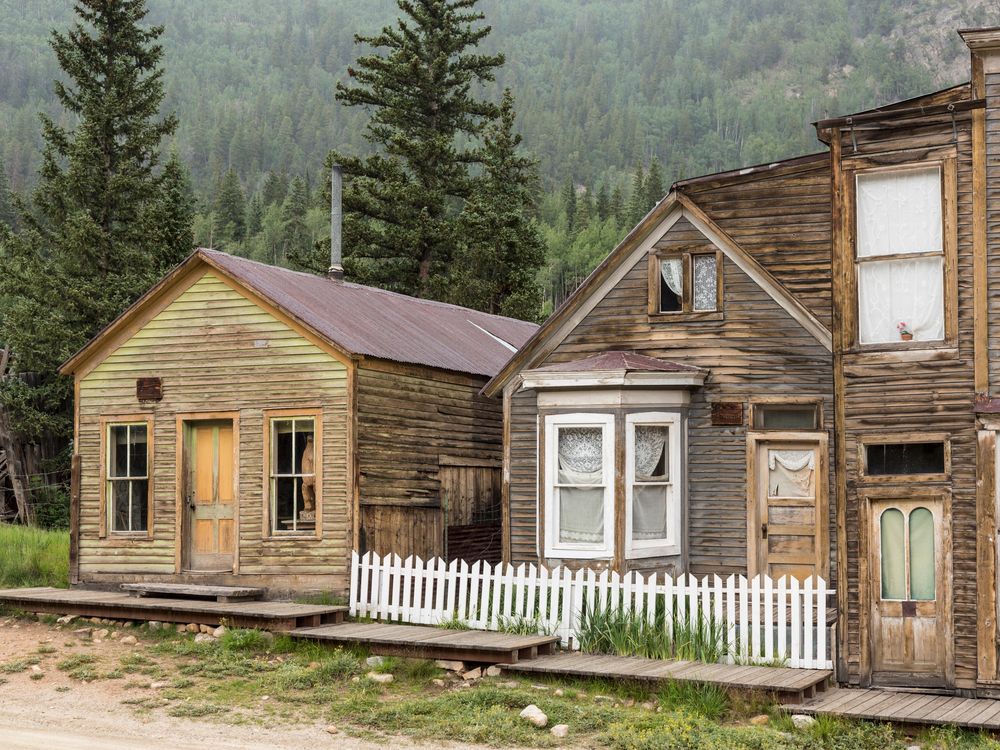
[0,587,346,631]
[120,582,264,602]
[503,652,833,703]
[290,622,560,664]
[784,688,1000,730]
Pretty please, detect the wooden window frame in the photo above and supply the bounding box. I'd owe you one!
[625,411,682,559]
[843,153,959,354]
[647,247,724,321]
[100,414,154,540]
[542,412,616,560]
[857,432,951,484]
[262,407,323,540]
[749,397,824,432]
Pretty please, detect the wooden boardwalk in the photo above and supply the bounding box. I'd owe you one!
[0,587,346,631]
[503,652,832,703]
[291,622,560,664]
[786,688,1000,729]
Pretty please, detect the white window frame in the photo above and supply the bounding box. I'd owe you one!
[543,412,615,559]
[625,412,682,558]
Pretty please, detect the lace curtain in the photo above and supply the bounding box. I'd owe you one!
[632,425,669,541]
[767,449,814,499]
[557,427,605,544]
[634,425,668,480]
[858,257,943,344]
[660,258,683,296]
[856,168,942,259]
[693,255,717,311]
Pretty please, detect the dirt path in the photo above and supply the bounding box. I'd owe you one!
[0,619,535,750]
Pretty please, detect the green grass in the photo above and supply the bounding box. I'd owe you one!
[0,523,69,588]
[577,605,727,663]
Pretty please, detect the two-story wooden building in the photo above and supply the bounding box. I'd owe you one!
[486,26,1000,695]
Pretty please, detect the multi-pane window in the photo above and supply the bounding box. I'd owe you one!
[855,166,945,345]
[626,412,680,558]
[654,252,720,314]
[880,506,935,601]
[544,414,614,558]
[107,423,149,534]
[269,417,317,534]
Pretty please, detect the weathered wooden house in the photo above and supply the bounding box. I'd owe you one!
[60,248,536,595]
[485,26,1000,696]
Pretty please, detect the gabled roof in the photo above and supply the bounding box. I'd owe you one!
[530,351,703,374]
[61,249,538,379]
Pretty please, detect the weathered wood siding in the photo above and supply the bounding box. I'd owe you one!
[77,270,350,592]
[831,113,977,688]
[356,363,503,560]
[507,211,834,576]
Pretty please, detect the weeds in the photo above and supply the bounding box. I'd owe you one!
[0,524,69,588]
[495,615,553,636]
[577,604,727,663]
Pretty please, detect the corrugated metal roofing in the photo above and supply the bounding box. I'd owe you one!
[531,351,705,374]
[200,249,537,378]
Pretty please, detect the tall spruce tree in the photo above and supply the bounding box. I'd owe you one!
[645,159,665,211]
[626,163,647,227]
[562,178,577,234]
[280,176,311,264]
[214,168,246,243]
[330,0,504,298]
[448,90,544,320]
[0,157,15,230]
[0,0,189,481]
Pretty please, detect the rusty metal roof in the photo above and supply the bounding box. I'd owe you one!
[531,351,705,374]
[200,249,537,377]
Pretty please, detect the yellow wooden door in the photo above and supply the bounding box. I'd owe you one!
[870,499,949,687]
[186,421,235,571]
[753,440,825,581]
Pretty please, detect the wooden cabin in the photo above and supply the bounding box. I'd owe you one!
[60,248,536,596]
[485,25,1000,697]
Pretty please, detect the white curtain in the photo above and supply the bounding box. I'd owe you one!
[634,425,668,480]
[633,486,668,540]
[856,167,942,258]
[632,425,669,542]
[768,450,814,499]
[858,257,943,344]
[693,255,717,311]
[557,427,605,544]
[660,258,683,296]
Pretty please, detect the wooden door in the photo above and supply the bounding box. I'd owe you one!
[184,421,235,572]
[869,498,949,687]
[440,464,502,563]
[750,438,826,580]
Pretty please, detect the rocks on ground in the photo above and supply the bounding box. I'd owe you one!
[550,724,569,738]
[434,660,465,672]
[367,672,393,684]
[791,714,817,730]
[120,635,137,646]
[519,704,548,728]
[484,665,502,677]
[750,714,770,726]
[194,633,216,644]
[366,656,385,668]
[462,667,481,681]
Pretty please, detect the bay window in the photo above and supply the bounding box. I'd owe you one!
[626,412,681,558]
[855,165,946,346]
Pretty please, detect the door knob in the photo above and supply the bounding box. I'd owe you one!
[761,523,768,539]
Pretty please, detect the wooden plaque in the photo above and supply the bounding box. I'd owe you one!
[136,377,163,402]
[711,401,743,426]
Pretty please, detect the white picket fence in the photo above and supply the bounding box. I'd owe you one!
[349,551,833,669]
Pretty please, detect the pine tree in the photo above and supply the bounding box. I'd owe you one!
[262,171,289,206]
[645,158,665,213]
[213,168,246,243]
[595,184,610,222]
[332,0,505,297]
[280,175,310,265]
[610,185,625,225]
[0,0,189,474]
[246,194,264,237]
[626,163,646,227]
[562,178,577,234]
[448,90,544,320]
[0,156,15,230]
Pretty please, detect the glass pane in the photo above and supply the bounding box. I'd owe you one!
[273,420,295,475]
[754,406,817,430]
[129,425,147,477]
[109,425,130,478]
[293,420,315,475]
[693,255,717,311]
[767,450,814,499]
[856,167,942,258]
[557,427,604,484]
[659,258,683,312]
[558,486,605,545]
[866,443,945,476]
[130,479,148,532]
[273,476,298,532]
[632,484,668,541]
[634,425,668,480]
[111,481,130,532]
[857,256,944,344]
[909,507,936,601]
[880,508,906,600]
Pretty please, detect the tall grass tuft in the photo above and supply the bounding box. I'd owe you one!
[577,600,727,663]
[0,523,69,588]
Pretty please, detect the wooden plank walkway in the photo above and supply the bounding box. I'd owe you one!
[0,587,345,631]
[503,652,833,702]
[786,688,1000,730]
[291,622,560,664]
[120,582,264,602]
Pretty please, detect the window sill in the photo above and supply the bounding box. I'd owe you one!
[648,311,723,323]
[103,533,153,544]
[266,533,321,541]
[544,546,614,560]
[846,344,958,363]
[857,473,950,485]
[627,546,681,560]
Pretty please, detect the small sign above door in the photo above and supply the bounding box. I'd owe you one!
[711,401,743,426]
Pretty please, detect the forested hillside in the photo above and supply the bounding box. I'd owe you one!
[0,0,994,306]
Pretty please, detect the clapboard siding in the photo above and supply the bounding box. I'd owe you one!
[77,271,350,590]
[356,363,503,559]
[507,214,834,576]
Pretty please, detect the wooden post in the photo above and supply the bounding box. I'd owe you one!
[69,454,81,585]
[977,429,997,682]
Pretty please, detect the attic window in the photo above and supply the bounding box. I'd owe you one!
[649,250,721,316]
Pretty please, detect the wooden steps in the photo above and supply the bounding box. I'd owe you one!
[291,622,560,664]
[120,582,264,602]
[0,587,345,631]
[785,688,1000,729]
[503,652,833,703]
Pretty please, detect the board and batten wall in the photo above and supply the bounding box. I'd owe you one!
[506,209,834,578]
[75,270,351,593]
[356,361,503,561]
